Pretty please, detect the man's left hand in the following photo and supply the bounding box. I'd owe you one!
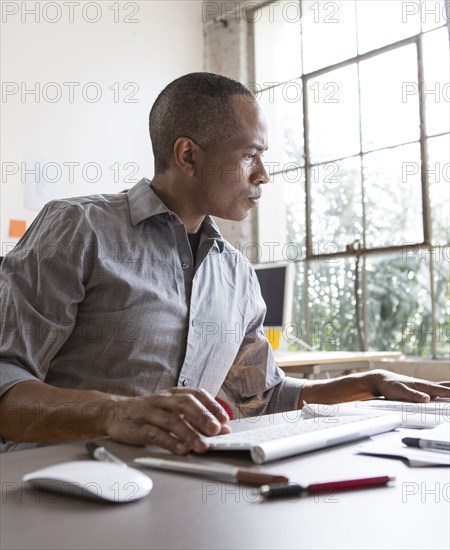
[370,369,450,402]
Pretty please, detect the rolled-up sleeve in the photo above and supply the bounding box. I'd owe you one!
[0,201,90,398]
[221,267,305,417]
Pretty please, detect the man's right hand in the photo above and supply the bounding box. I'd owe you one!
[104,387,231,454]
[0,381,231,454]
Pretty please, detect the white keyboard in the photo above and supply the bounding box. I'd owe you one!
[206,415,370,449]
[204,413,401,463]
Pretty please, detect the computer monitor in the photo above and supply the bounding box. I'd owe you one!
[253,262,313,351]
[253,262,294,328]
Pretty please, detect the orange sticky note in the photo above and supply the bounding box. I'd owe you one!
[9,219,27,238]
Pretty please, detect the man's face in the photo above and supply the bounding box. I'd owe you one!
[193,95,270,222]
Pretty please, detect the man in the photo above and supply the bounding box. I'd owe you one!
[1,72,449,454]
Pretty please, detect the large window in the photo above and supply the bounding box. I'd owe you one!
[252,0,449,357]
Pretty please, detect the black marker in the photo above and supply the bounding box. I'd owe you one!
[402,437,450,453]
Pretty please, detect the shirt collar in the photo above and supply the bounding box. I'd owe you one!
[128,178,170,224]
[127,178,225,253]
[201,216,225,253]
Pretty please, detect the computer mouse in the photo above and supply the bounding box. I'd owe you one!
[23,460,153,503]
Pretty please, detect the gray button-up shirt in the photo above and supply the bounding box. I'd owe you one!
[0,179,304,428]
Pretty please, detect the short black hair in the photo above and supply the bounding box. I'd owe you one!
[149,72,254,174]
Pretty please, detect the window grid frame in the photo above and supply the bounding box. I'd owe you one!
[251,1,449,357]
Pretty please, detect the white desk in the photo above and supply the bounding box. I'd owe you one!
[1,416,449,550]
[275,351,403,378]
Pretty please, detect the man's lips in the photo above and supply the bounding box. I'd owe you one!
[247,196,260,208]
[247,196,260,207]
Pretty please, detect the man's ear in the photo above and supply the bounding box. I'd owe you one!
[172,137,201,176]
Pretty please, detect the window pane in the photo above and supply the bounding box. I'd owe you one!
[285,174,306,256]
[254,2,302,85]
[258,170,305,263]
[290,261,308,348]
[308,64,360,163]
[422,27,450,136]
[258,83,304,168]
[356,0,421,54]
[311,156,363,254]
[363,143,423,247]
[304,258,360,351]
[360,45,420,151]
[420,0,449,32]
[366,253,433,355]
[301,0,357,73]
[428,134,450,243]
[434,255,450,359]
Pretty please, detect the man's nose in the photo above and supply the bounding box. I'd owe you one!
[253,156,270,185]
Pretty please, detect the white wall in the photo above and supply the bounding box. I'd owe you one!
[0,0,204,253]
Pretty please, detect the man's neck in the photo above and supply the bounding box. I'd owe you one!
[151,175,205,233]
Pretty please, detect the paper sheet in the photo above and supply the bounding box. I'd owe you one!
[356,430,450,467]
[302,401,447,429]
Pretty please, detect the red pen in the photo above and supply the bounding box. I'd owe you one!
[260,476,395,499]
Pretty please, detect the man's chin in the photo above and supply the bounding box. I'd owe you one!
[213,210,249,223]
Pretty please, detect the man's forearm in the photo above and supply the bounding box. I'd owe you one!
[0,380,230,454]
[299,370,383,408]
[0,380,123,442]
[298,368,450,407]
